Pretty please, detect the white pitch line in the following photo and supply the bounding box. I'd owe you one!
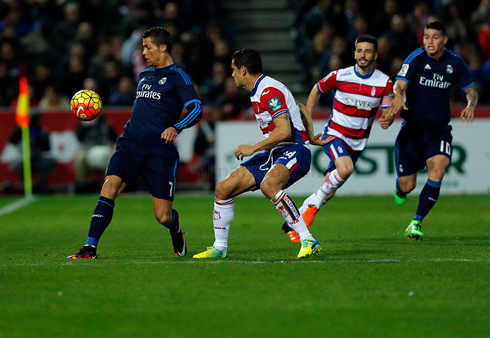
[0,196,36,217]
[1,258,489,268]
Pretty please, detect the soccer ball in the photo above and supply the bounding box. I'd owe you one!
[70,89,103,121]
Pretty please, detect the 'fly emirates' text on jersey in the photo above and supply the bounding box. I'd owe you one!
[396,48,473,127]
[123,64,202,142]
[318,66,393,152]
[249,75,309,147]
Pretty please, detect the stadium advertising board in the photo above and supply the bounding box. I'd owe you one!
[216,120,490,196]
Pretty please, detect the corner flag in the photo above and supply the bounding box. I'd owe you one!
[16,76,32,196]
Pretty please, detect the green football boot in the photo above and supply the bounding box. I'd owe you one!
[394,188,407,206]
[405,220,424,241]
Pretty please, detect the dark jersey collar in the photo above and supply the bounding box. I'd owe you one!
[424,48,449,62]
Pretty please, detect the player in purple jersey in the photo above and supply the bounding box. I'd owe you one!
[389,22,478,241]
[67,27,202,259]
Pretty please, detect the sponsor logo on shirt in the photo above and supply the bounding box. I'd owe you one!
[398,64,409,77]
[267,97,283,111]
[419,73,451,89]
[344,97,373,110]
[136,84,162,100]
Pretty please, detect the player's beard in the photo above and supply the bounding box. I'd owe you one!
[356,58,374,70]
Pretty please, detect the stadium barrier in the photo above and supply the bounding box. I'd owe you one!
[216,113,490,196]
[1,107,489,195]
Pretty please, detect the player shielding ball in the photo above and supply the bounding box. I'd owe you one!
[67,27,202,259]
[193,49,329,259]
[281,34,394,242]
[389,21,477,240]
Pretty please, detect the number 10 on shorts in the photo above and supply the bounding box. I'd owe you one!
[440,140,451,155]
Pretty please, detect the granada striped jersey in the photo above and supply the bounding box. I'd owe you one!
[318,66,393,151]
[249,75,309,146]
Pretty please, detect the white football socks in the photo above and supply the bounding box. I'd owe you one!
[271,190,313,241]
[310,169,345,208]
[213,197,234,252]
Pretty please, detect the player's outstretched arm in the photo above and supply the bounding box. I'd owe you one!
[235,114,291,161]
[305,85,321,119]
[389,80,408,116]
[461,86,478,123]
[298,102,334,146]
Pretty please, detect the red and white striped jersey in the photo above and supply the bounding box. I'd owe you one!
[318,66,393,151]
[250,75,309,146]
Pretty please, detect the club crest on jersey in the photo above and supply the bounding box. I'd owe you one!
[446,65,453,74]
[371,87,376,96]
[268,97,282,111]
[158,77,167,85]
[337,146,343,154]
[398,64,409,77]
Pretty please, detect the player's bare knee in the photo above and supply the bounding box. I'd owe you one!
[155,212,172,226]
[337,166,353,180]
[100,180,120,199]
[400,181,415,193]
[215,180,233,200]
[259,179,278,199]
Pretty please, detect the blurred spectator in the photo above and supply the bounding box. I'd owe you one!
[83,77,99,92]
[201,61,227,105]
[0,61,16,105]
[107,76,136,106]
[8,112,55,193]
[375,36,395,78]
[216,77,249,119]
[30,63,53,102]
[442,3,468,50]
[96,60,121,102]
[193,108,223,190]
[407,1,432,44]
[373,0,399,37]
[75,114,118,189]
[383,15,420,59]
[53,2,82,54]
[39,85,70,109]
[471,0,490,31]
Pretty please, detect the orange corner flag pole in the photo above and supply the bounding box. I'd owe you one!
[16,76,32,197]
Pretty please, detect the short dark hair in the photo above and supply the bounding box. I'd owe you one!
[425,21,446,36]
[143,27,173,53]
[355,34,378,52]
[232,49,262,75]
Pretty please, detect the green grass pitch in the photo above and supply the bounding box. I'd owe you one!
[1,193,489,337]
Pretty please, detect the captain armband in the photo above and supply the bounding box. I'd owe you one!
[381,93,393,109]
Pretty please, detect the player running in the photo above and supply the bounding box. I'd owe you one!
[193,49,329,259]
[389,22,477,240]
[67,27,202,259]
[281,34,394,242]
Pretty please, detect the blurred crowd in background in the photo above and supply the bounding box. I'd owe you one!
[291,0,490,104]
[1,0,490,194]
[1,0,490,111]
[0,0,244,112]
